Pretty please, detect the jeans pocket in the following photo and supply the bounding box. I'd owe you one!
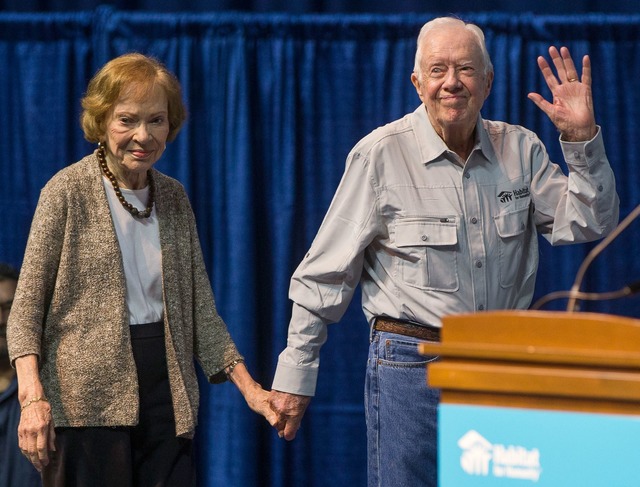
[378,333,438,367]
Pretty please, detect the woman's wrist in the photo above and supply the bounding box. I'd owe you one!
[224,359,244,382]
[227,361,260,394]
[20,396,49,411]
[14,354,45,403]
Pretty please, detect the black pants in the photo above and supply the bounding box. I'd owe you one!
[42,322,195,487]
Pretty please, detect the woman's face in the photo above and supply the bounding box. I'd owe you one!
[104,83,170,182]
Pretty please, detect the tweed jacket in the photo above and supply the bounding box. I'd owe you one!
[7,152,242,438]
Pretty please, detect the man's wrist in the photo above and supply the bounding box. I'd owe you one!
[560,124,597,142]
[272,362,318,397]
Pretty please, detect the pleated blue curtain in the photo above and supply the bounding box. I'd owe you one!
[0,12,94,266]
[1,9,640,487]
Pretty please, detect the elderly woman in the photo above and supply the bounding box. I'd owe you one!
[7,53,276,487]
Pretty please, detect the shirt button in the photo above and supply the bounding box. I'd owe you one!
[475,261,482,268]
[478,304,485,311]
[465,173,471,179]
[597,184,603,192]
[471,217,478,224]
[573,151,580,159]
[586,150,593,158]
[421,234,428,241]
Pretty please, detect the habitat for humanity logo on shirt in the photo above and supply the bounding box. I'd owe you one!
[458,430,542,482]
[498,186,530,204]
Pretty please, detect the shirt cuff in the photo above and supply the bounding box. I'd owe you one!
[560,125,604,168]
[272,361,318,397]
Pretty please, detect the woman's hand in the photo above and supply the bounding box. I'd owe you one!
[15,354,56,471]
[226,361,281,427]
[241,382,281,427]
[18,397,56,471]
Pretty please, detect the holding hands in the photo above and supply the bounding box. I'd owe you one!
[230,366,311,440]
[528,46,598,142]
[227,362,280,427]
[230,366,309,439]
[269,390,311,440]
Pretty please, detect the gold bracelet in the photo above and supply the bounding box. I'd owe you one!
[225,359,243,380]
[20,396,48,411]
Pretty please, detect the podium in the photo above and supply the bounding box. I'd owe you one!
[419,310,640,486]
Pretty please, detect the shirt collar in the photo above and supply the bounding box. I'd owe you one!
[410,104,493,165]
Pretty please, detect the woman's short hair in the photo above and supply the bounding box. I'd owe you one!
[80,53,187,143]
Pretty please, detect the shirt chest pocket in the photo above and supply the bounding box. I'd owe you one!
[493,206,537,288]
[394,218,459,292]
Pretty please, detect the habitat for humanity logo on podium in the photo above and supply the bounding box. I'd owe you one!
[458,430,542,482]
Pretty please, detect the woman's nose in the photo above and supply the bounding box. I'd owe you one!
[134,122,153,141]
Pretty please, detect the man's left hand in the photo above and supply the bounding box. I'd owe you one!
[527,46,598,142]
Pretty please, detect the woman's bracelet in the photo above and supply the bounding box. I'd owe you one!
[225,359,243,380]
[20,396,48,411]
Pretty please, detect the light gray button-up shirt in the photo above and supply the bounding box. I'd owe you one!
[272,105,619,396]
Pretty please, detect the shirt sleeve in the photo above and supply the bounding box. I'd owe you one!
[531,126,620,244]
[272,149,381,396]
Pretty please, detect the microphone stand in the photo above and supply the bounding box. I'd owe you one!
[531,282,640,310]
[566,203,640,312]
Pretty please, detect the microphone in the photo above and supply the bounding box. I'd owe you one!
[531,280,640,310]
[563,203,640,312]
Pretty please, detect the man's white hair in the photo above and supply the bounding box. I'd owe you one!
[413,17,494,77]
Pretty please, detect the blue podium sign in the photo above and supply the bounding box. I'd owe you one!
[439,404,640,486]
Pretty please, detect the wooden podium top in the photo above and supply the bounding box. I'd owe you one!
[419,310,640,414]
[420,310,640,368]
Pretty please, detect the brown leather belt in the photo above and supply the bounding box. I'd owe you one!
[373,317,440,342]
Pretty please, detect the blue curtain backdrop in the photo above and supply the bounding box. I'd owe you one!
[1,8,640,487]
[1,0,639,14]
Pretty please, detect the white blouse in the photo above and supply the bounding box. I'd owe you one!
[103,176,163,325]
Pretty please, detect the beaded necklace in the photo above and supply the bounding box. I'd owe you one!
[97,142,155,219]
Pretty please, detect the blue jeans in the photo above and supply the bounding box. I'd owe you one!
[365,330,440,487]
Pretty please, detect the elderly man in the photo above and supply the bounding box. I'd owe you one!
[270,16,619,487]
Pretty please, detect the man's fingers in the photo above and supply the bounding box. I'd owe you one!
[264,407,282,428]
[580,54,592,87]
[536,55,557,89]
[269,391,312,440]
[283,415,303,441]
[272,414,301,440]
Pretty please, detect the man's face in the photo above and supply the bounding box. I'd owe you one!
[0,279,17,363]
[411,26,493,137]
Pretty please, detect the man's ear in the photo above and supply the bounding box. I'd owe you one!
[484,71,494,100]
[411,72,424,103]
